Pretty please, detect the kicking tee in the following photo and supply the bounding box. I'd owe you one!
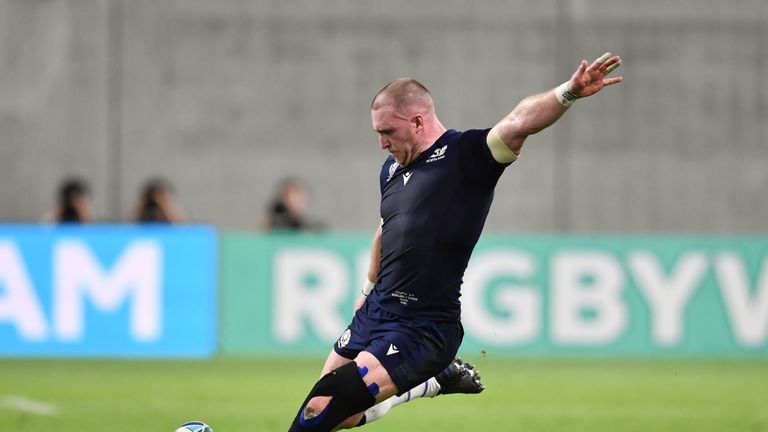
[369,128,512,323]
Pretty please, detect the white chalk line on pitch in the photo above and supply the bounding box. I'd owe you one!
[0,395,60,416]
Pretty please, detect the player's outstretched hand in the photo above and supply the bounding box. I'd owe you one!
[568,52,623,98]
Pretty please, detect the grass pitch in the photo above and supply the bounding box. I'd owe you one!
[1,357,767,431]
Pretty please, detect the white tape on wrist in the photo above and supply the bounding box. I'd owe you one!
[362,280,375,296]
[554,82,579,107]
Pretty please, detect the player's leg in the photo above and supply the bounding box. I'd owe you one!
[289,311,400,432]
[319,349,353,377]
[288,350,399,431]
[331,350,400,429]
[343,321,465,428]
[289,325,465,431]
[361,357,485,424]
[294,349,355,427]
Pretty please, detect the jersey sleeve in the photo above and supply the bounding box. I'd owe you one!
[451,128,510,191]
[456,128,513,174]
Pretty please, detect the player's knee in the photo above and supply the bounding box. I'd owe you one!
[289,361,377,431]
[303,396,332,421]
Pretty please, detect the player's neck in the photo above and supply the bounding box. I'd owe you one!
[420,117,447,151]
[404,119,446,165]
[406,129,444,164]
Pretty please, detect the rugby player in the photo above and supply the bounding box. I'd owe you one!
[288,52,623,431]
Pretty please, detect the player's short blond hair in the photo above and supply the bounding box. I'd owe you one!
[371,78,434,116]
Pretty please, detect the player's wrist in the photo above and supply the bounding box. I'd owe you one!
[554,81,579,107]
[362,280,375,296]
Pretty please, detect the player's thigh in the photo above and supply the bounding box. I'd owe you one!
[353,351,399,403]
[320,349,354,377]
[361,321,462,395]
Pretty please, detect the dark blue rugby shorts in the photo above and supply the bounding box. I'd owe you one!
[333,306,464,396]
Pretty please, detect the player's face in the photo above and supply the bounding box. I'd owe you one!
[372,107,418,166]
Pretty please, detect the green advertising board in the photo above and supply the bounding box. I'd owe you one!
[220,233,768,357]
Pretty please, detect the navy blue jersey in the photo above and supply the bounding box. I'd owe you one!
[369,128,512,323]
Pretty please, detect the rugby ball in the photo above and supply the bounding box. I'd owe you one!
[175,421,213,432]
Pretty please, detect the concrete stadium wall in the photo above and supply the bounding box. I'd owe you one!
[1,0,766,232]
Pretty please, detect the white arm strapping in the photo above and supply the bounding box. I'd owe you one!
[486,126,518,163]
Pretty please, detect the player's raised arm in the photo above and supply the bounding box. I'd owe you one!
[487,52,623,159]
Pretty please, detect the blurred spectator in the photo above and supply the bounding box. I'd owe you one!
[41,177,94,223]
[263,177,323,231]
[133,178,186,224]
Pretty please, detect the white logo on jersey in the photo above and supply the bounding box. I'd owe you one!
[403,172,412,185]
[387,162,399,182]
[426,145,447,163]
[386,344,399,356]
[337,329,351,349]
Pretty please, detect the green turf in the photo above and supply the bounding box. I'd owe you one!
[1,357,767,431]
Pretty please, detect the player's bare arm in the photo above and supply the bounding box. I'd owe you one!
[488,52,623,158]
[354,220,382,313]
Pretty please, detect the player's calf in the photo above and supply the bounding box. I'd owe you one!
[360,358,486,425]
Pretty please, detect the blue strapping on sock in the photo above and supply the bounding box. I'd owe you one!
[298,402,331,428]
[358,366,368,378]
[367,383,380,396]
[421,381,428,397]
[406,389,412,401]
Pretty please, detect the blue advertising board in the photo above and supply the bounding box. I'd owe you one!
[0,225,217,357]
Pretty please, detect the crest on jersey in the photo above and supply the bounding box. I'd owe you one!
[387,162,399,181]
[426,145,447,163]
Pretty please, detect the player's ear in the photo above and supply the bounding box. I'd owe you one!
[411,115,424,133]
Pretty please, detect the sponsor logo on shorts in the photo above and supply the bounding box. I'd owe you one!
[386,344,399,356]
[337,329,351,349]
